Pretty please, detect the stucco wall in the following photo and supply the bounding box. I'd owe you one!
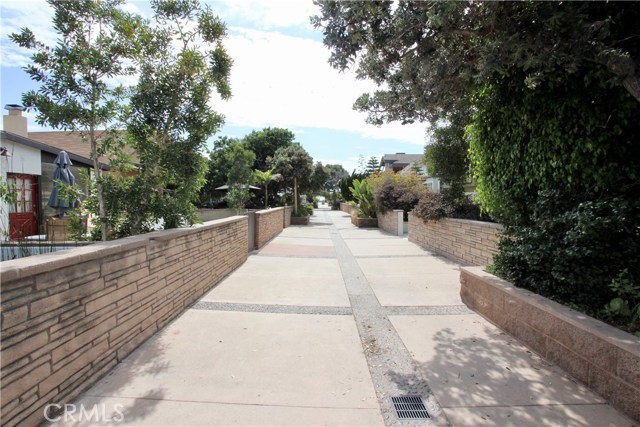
[408,213,502,266]
[0,217,248,427]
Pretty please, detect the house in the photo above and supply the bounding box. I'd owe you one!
[0,105,109,240]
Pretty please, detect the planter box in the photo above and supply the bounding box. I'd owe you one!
[290,216,310,225]
[351,216,378,228]
[460,266,640,422]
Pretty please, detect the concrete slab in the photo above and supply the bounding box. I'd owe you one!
[344,239,430,257]
[367,273,462,306]
[279,227,332,239]
[257,243,336,258]
[338,229,397,240]
[201,257,349,307]
[389,314,614,409]
[270,236,334,246]
[357,257,459,277]
[65,310,382,426]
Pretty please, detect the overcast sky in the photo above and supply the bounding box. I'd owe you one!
[0,0,429,172]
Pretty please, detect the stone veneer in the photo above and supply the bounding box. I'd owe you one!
[254,207,291,249]
[460,267,640,422]
[408,213,502,266]
[377,210,403,236]
[339,202,357,216]
[0,217,248,427]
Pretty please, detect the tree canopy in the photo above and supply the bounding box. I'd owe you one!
[243,127,296,171]
[312,1,640,125]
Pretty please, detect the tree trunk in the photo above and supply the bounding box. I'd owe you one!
[294,177,298,213]
[90,129,108,241]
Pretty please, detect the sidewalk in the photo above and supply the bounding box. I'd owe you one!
[55,208,636,426]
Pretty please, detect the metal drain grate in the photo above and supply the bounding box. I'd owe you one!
[391,396,431,420]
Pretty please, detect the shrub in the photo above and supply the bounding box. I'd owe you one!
[492,190,640,312]
[349,178,376,218]
[412,192,451,221]
[368,170,427,220]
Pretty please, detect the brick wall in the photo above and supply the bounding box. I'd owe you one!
[377,210,402,236]
[460,267,640,422]
[254,207,285,249]
[283,206,292,228]
[340,202,357,216]
[0,217,248,427]
[408,214,502,266]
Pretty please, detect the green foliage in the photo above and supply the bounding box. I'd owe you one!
[492,191,640,312]
[292,204,313,217]
[368,170,426,218]
[364,156,380,176]
[123,0,231,234]
[601,270,640,335]
[339,171,367,202]
[309,162,330,192]
[253,168,282,209]
[243,127,295,171]
[267,143,313,194]
[226,143,256,187]
[313,2,640,126]
[325,164,349,192]
[412,192,450,222]
[225,187,252,210]
[201,136,240,204]
[349,179,376,218]
[10,0,145,240]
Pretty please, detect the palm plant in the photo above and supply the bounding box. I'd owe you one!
[349,179,376,218]
[254,169,282,208]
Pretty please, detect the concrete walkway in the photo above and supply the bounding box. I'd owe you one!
[55,208,636,427]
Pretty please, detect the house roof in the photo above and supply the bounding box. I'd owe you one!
[1,130,109,170]
[380,153,424,167]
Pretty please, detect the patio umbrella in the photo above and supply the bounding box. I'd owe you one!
[48,151,78,217]
[215,184,261,190]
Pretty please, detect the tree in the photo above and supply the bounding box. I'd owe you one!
[364,156,380,176]
[312,2,640,126]
[201,136,240,205]
[125,0,232,230]
[225,142,255,209]
[254,169,282,209]
[243,127,295,171]
[10,0,144,240]
[424,118,470,204]
[325,164,349,192]
[309,162,330,193]
[267,143,313,212]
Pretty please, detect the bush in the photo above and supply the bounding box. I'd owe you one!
[349,178,376,218]
[292,204,313,217]
[492,190,640,313]
[369,170,426,219]
[412,192,451,221]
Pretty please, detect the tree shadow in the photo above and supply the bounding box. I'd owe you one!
[386,323,633,426]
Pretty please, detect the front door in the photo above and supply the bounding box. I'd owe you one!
[7,173,38,240]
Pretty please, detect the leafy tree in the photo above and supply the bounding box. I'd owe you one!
[225,142,255,209]
[309,162,330,193]
[243,127,295,171]
[10,0,144,240]
[201,136,240,205]
[254,169,282,209]
[424,117,470,204]
[312,1,640,126]
[267,143,313,212]
[125,0,232,231]
[364,156,380,176]
[325,164,349,192]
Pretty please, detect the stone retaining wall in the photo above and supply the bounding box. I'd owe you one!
[377,210,403,236]
[460,267,640,422]
[408,214,502,266]
[340,202,357,216]
[283,206,292,228]
[254,207,286,249]
[0,217,248,427]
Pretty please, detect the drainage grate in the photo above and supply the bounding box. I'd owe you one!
[391,396,431,420]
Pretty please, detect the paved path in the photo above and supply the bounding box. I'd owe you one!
[56,208,636,426]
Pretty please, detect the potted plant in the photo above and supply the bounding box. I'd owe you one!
[291,204,312,225]
[349,179,378,227]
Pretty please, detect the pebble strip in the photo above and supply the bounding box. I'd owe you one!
[324,210,449,427]
[192,301,353,316]
[385,305,473,316]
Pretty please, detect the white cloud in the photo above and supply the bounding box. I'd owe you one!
[213,0,318,30]
[212,28,428,145]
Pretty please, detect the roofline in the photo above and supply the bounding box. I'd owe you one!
[1,130,110,171]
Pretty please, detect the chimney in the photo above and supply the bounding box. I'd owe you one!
[3,104,28,137]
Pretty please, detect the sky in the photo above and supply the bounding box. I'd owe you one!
[0,0,430,173]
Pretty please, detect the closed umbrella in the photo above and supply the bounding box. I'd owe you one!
[48,151,78,217]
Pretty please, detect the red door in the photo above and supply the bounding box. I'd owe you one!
[7,174,38,240]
